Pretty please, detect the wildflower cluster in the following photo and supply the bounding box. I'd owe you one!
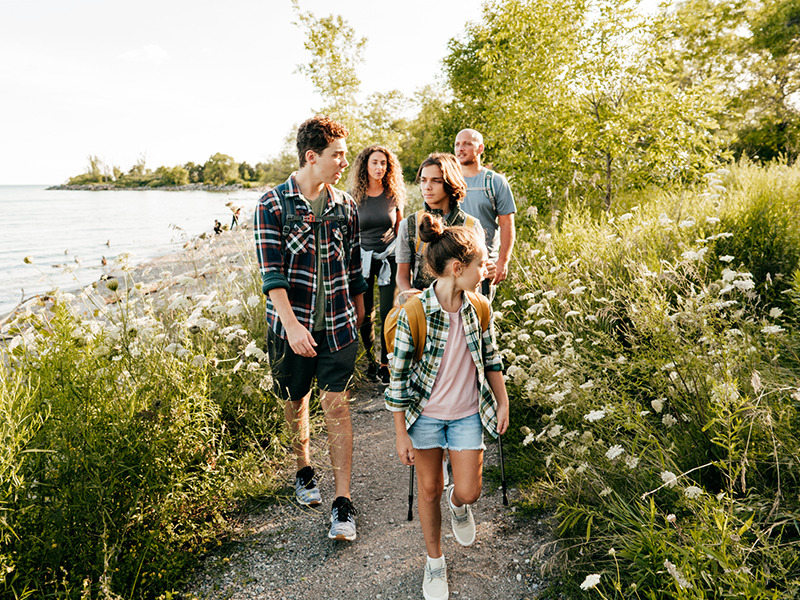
[498,165,800,598]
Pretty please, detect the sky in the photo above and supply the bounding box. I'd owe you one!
[0,0,487,185]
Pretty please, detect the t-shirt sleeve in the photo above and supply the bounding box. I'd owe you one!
[494,174,517,216]
[396,217,411,264]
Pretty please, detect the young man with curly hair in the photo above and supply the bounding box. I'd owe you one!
[254,115,367,541]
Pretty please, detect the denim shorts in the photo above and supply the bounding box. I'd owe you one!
[407,412,485,451]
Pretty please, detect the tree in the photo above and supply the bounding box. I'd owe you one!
[442,0,725,210]
[183,161,204,183]
[665,0,800,162]
[291,2,411,168]
[155,165,190,186]
[203,153,239,185]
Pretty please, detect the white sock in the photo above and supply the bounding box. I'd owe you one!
[449,487,467,515]
[427,555,445,569]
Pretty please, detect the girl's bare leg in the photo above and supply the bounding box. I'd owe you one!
[448,449,484,507]
[414,447,446,558]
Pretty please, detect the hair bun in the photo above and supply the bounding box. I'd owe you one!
[417,212,445,244]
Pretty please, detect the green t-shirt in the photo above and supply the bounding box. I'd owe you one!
[309,188,328,332]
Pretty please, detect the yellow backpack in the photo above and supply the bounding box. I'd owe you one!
[384,290,491,363]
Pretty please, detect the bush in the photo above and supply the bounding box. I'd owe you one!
[499,162,800,598]
[1,235,291,599]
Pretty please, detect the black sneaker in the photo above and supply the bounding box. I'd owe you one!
[367,361,379,381]
[378,365,390,385]
[328,496,357,541]
[294,466,321,506]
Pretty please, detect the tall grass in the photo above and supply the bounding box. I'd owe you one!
[499,162,800,598]
[0,230,294,599]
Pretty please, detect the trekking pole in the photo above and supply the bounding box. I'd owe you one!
[407,465,415,521]
[498,434,508,506]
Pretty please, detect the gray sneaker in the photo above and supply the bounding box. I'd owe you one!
[328,496,357,541]
[448,485,476,547]
[294,466,321,507]
[422,557,448,600]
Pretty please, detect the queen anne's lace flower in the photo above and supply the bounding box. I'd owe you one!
[580,574,601,590]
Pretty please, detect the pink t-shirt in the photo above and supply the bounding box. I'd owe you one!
[421,309,480,420]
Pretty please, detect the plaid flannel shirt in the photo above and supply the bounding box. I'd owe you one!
[384,283,504,438]
[254,174,368,352]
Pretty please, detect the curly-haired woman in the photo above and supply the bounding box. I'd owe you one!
[348,145,406,384]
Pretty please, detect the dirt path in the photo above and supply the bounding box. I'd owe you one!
[186,380,556,600]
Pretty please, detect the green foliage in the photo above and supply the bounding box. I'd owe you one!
[499,162,800,598]
[154,164,190,186]
[666,0,800,162]
[1,238,292,599]
[202,153,239,186]
[441,0,725,211]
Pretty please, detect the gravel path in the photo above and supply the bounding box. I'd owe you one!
[186,380,558,600]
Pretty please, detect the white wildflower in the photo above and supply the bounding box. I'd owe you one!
[233,360,244,373]
[651,398,664,413]
[733,279,754,290]
[518,333,531,343]
[761,325,785,335]
[585,314,598,322]
[664,560,692,589]
[619,213,633,221]
[523,432,536,446]
[599,487,612,497]
[580,380,594,390]
[244,340,266,360]
[679,218,696,228]
[580,574,601,590]
[666,514,676,524]
[570,286,586,296]
[616,355,627,364]
[625,455,639,469]
[501,300,516,308]
[606,445,624,460]
[548,425,563,438]
[684,486,703,499]
[176,348,190,359]
[191,355,206,367]
[769,307,783,318]
[247,362,260,372]
[661,471,678,488]
[662,414,678,428]
[682,248,707,261]
[658,213,673,226]
[543,290,557,299]
[228,303,244,317]
[565,310,580,318]
[706,216,720,224]
[719,255,734,262]
[165,343,181,354]
[247,295,261,308]
[584,409,606,422]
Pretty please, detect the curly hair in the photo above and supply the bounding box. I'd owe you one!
[347,145,406,208]
[296,115,349,167]
[415,153,466,210]
[418,212,483,277]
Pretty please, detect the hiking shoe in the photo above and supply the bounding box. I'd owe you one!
[448,485,476,547]
[422,557,448,600]
[294,466,321,507]
[367,361,379,381]
[378,365,390,385]
[329,496,357,541]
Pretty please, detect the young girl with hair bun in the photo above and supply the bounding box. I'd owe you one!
[385,212,510,600]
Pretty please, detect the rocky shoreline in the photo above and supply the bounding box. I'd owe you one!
[47,183,272,192]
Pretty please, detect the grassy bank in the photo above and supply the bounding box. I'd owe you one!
[497,161,800,598]
[1,230,296,599]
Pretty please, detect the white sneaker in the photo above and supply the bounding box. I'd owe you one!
[422,556,448,600]
[448,485,476,547]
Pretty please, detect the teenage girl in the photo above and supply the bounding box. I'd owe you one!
[348,145,405,384]
[385,212,510,600]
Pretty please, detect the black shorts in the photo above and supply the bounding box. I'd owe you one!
[267,328,358,401]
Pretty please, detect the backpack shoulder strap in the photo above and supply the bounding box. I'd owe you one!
[273,182,298,257]
[405,294,427,363]
[484,169,497,212]
[465,291,491,332]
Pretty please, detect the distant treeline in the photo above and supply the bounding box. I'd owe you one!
[65,152,295,189]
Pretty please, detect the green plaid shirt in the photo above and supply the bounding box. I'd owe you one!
[384,283,504,438]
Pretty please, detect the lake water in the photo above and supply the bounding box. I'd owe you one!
[0,185,265,316]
